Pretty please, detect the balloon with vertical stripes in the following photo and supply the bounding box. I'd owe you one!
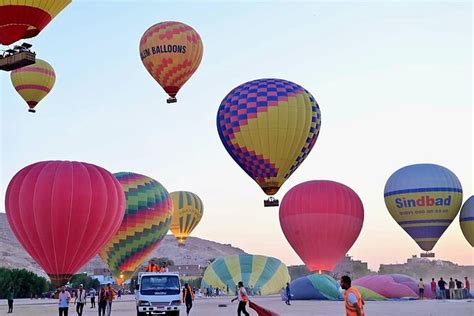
[460,196,474,247]
[10,58,56,113]
[169,191,203,246]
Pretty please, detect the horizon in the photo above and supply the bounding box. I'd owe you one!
[1,1,472,272]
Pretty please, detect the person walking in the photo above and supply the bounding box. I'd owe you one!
[7,286,14,313]
[75,284,87,316]
[89,288,96,308]
[231,281,250,316]
[340,275,365,316]
[465,277,471,299]
[418,278,425,299]
[449,278,455,299]
[183,283,194,316]
[430,278,437,299]
[285,283,291,305]
[105,283,116,316]
[438,278,447,299]
[58,286,71,316]
[98,286,107,316]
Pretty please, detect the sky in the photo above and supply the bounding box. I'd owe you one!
[0,1,472,271]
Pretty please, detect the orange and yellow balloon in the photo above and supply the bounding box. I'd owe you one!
[0,0,71,45]
[139,21,203,103]
[170,191,203,246]
[10,58,55,113]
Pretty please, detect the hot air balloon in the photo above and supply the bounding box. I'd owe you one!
[99,172,173,285]
[10,58,55,113]
[0,0,71,45]
[384,164,463,255]
[460,196,474,247]
[169,191,203,246]
[217,78,322,206]
[202,254,290,295]
[279,180,364,272]
[5,161,125,287]
[139,21,203,103]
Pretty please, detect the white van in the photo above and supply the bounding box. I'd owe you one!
[135,272,181,316]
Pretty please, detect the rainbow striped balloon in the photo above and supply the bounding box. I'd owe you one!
[202,254,290,295]
[10,59,56,113]
[460,196,474,247]
[99,172,173,284]
[217,78,321,196]
[384,164,463,252]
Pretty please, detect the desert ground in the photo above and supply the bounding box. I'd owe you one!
[1,295,473,316]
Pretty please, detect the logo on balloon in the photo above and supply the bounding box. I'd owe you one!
[140,45,187,59]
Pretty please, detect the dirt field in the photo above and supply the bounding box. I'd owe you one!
[2,295,473,316]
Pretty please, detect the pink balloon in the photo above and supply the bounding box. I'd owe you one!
[279,180,364,272]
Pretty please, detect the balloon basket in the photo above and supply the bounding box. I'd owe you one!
[264,197,279,207]
[0,50,36,72]
[28,109,36,113]
[167,97,177,104]
[420,252,435,258]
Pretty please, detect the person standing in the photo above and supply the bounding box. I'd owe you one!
[89,288,96,308]
[231,281,250,316]
[183,283,194,316]
[98,286,107,316]
[449,278,455,299]
[430,278,437,299]
[7,286,14,313]
[285,283,291,305]
[160,263,168,272]
[465,277,471,299]
[438,278,447,299]
[455,279,463,299]
[340,275,365,316]
[105,283,116,316]
[75,284,87,316]
[418,278,425,299]
[58,286,71,316]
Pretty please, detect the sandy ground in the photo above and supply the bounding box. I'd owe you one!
[2,295,473,316]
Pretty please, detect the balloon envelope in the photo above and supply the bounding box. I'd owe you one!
[460,196,474,247]
[99,172,173,284]
[169,191,203,246]
[0,0,71,45]
[10,58,56,112]
[279,180,364,272]
[5,161,125,287]
[139,21,203,100]
[384,164,463,251]
[217,78,321,196]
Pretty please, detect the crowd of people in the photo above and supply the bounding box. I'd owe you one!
[418,276,471,300]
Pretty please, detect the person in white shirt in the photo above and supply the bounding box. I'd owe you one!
[231,281,250,316]
[75,284,87,316]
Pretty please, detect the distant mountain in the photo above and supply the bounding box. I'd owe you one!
[0,213,245,278]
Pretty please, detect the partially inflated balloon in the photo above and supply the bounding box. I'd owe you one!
[279,180,364,272]
[139,21,203,102]
[10,59,56,113]
[169,191,203,246]
[460,196,474,247]
[384,164,463,252]
[0,0,71,45]
[217,79,321,196]
[5,161,125,287]
[99,172,173,284]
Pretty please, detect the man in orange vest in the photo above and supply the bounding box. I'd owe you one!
[146,260,159,272]
[340,275,365,316]
[231,281,250,316]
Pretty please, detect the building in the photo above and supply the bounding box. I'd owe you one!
[169,265,203,277]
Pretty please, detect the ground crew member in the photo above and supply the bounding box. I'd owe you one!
[183,283,194,315]
[231,281,250,316]
[340,275,365,316]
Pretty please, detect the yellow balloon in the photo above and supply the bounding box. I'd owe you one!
[169,191,203,246]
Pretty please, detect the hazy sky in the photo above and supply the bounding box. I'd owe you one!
[1,1,472,270]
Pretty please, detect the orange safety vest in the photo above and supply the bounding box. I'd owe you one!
[105,287,116,301]
[146,264,159,272]
[239,288,248,302]
[343,287,365,316]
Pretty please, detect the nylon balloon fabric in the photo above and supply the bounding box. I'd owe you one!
[384,164,463,251]
[279,180,364,272]
[460,196,474,247]
[217,78,321,196]
[99,172,173,284]
[5,161,125,287]
[10,59,56,112]
[0,0,71,45]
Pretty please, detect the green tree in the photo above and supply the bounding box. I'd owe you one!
[0,268,50,299]
[69,273,100,290]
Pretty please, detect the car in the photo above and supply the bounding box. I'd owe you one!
[135,272,181,316]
